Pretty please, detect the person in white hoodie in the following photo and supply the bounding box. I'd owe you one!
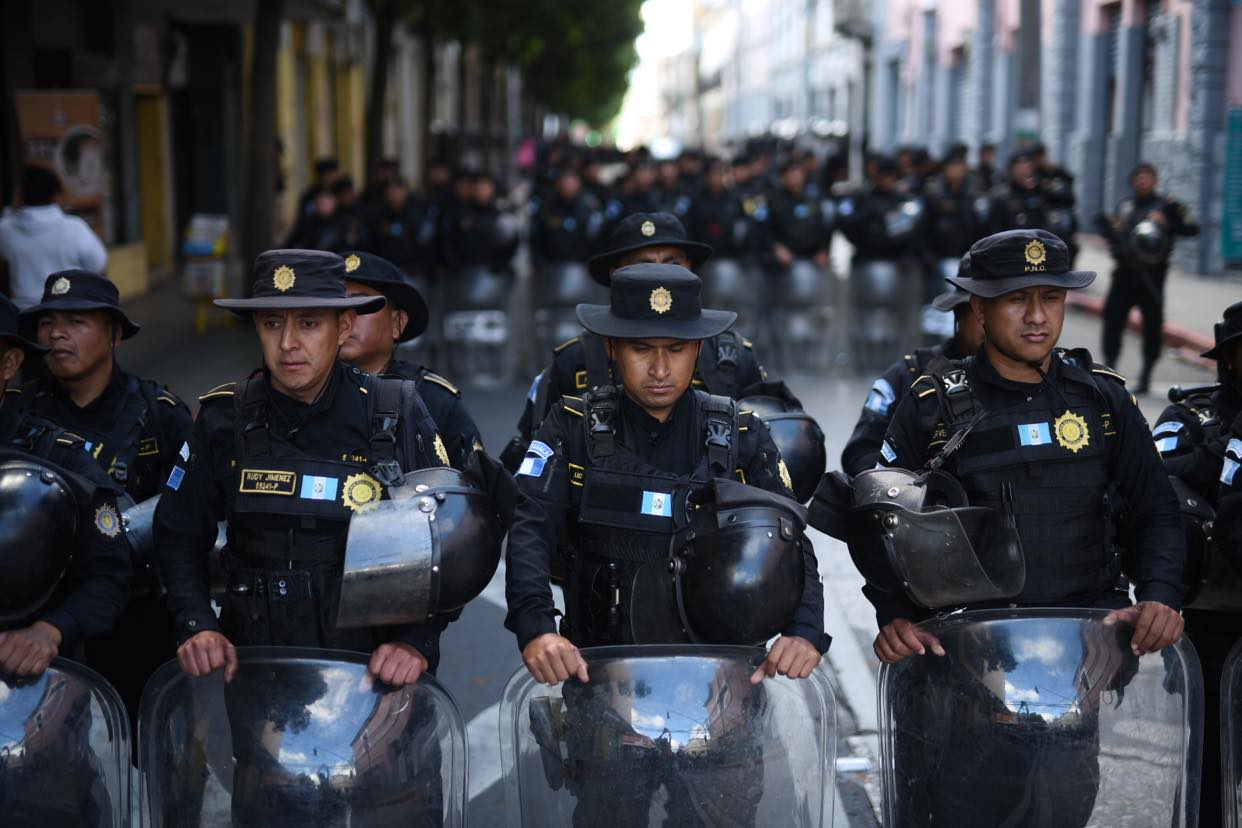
[0,165,107,309]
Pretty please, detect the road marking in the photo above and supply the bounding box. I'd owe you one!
[467,701,504,801]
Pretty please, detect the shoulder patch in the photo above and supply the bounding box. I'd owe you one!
[198,382,237,402]
[553,337,580,354]
[420,371,461,397]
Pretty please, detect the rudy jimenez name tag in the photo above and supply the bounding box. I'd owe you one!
[239,469,297,495]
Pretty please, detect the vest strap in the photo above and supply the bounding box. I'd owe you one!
[581,332,612,391]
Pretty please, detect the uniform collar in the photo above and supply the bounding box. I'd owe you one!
[972,346,1047,393]
[42,362,125,413]
[264,360,344,418]
[620,387,693,435]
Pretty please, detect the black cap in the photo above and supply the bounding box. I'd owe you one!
[0,295,49,357]
[215,250,385,315]
[576,263,736,341]
[20,270,140,339]
[341,252,429,341]
[931,287,973,312]
[586,213,713,286]
[947,230,1095,298]
[1202,301,1242,360]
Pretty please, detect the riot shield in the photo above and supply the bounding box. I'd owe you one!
[880,608,1202,828]
[441,264,512,384]
[139,646,467,827]
[767,258,835,374]
[700,258,757,337]
[500,644,836,827]
[0,658,131,826]
[1224,639,1242,827]
[848,259,920,372]
[532,262,606,361]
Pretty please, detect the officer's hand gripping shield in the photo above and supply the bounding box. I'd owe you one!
[674,477,807,646]
[499,645,837,827]
[845,467,1025,609]
[339,467,502,629]
[0,457,79,624]
[138,646,467,827]
[0,658,131,826]
[738,382,827,503]
[880,609,1203,827]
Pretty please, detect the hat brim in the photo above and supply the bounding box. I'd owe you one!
[345,278,429,341]
[0,334,49,358]
[945,269,1096,299]
[214,295,387,316]
[931,290,972,312]
[1202,331,1242,360]
[19,300,141,339]
[575,304,736,340]
[587,240,714,286]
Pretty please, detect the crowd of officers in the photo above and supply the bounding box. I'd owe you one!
[0,132,1222,824]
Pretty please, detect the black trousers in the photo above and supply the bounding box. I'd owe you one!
[1101,267,1165,371]
[1184,609,1242,828]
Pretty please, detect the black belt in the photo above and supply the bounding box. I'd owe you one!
[225,568,314,603]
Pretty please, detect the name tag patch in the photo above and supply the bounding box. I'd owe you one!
[1017,422,1052,447]
[640,490,673,518]
[300,475,339,501]
[517,440,555,478]
[1154,436,1179,454]
[138,436,160,457]
[239,469,297,495]
[166,466,185,491]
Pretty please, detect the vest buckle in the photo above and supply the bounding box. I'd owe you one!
[371,458,404,487]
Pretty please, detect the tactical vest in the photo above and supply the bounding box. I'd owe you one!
[1175,391,1224,456]
[221,371,439,650]
[562,387,741,647]
[923,351,1120,604]
[578,330,743,398]
[32,374,164,500]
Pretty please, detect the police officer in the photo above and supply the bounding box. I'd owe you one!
[762,159,833,271]
[505,261,828,677]
[17,269,192,723]
[1153,301,1242,828]
[923,155,984,264]
[984,153,1049,235]
[155,250,462,687]
[0,294,129,677]
[338,250,484,469]
[529,168,605,270]
[840,287,985,476]
[1097,162,1199,394]
[859,229,1184,663]
[364,177,439,278]
[1028,143,1079,263]
[688,158,756,262]
[504,213,768,469]
[440,173,518,277]
[836,156,925,263]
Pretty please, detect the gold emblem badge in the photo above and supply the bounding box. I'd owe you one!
[51,276,71,295]
[640,220,656,237]
[649,286,673,314]
[94,503,121,538]
[342,472,383,513]
[778,459,794,493]
[344,254,361,273]
[1054,410,1090,453]
[1024,239,1047,268]
[273,265,296,292]
[433,434,451,466]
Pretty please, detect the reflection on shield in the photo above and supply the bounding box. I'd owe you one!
[880,609,1202,828]
[0,658,130,827]
[138,647,466,827]
[1222,640,1242,827]
[500,645,836,827]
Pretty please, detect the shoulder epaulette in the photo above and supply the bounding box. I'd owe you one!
[55,430,85,447]
[420,371,461,397]
[157,388,184,407]
[4,387,22,397]
[1091,366,1128,386]
[198,382,236,402]
[561,395,585,417]
[911,374,938,398]
[741,338,754,349]
[553,337,580,354]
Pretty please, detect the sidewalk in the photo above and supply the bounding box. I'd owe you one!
[1070,236,1242,367]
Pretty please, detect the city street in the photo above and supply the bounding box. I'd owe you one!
[123,265,1218,826]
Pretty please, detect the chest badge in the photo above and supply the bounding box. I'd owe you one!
[94,503,121,538]
[433,433,451,466]
[1054,410,1090,453]
[342,472,382,513]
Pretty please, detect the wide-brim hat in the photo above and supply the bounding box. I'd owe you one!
[19,270,141,339]
[586,212,713,286]
[1202,300,1242,360]
[931,287,973,312]
[215,249,385,315]
[576,262,735,340]
[1,295,49,357]
[946,229,1095,298]
[341,251,429,341]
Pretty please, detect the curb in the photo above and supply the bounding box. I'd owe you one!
[1066,292,1215,370]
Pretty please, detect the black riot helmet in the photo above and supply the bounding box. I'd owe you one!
[1129,218,1170,267]
[339,466,503,628]
[844,467,1025,609]
[673,478,806,646]
[739,381,827,503]
[0,457,80,625]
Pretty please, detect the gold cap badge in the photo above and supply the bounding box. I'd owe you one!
[94,503,121,538]
[649,286,673,314]
[344,254,361,273]
[1024,239,1047,271]
[1054,410,1090,453]
[640,220,656,237]
[51,276,71,296]
[273,265,296,292]
[342,472,382,513]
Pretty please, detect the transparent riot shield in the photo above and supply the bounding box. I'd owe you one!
[531,262,607,360]
[500,644,836,827]
[139,646,467,827]
[880,608,1203,828]
[700,258,758,338]
[0,658,131,826]
[767,258,835,374]
[1223,639,1242,827]
[848,259,920,373]
[441,264,512,384]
